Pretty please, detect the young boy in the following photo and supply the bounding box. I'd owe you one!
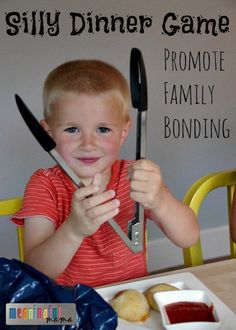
[13,59,199,287]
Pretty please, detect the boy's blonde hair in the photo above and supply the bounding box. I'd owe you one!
[43,59,131,122]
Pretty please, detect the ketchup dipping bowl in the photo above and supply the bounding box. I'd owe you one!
[154,290,221,330]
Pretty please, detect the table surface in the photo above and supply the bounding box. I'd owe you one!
[150,258,236,313]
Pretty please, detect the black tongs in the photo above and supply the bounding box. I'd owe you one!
[15,48,148,253]
[127,48,148,252]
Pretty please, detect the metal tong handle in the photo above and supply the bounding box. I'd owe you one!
[128,48,148,252]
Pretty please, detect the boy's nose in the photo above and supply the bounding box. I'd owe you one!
[80,133,97,150]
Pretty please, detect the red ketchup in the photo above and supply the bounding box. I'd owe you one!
[165,301,216,324]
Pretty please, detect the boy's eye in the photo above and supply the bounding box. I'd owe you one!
[65,127,79,133]
[97,127,111,134]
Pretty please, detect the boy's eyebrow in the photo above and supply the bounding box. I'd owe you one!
[62,121,79,125]
[56,122,77,127]
[56,121,119,127]
[97,122,119,127]
[54,122,80,130]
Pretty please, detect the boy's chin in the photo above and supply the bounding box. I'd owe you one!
[76,170,98,181]
[74,162,112,182]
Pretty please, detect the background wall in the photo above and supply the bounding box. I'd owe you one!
[0,0,235,272]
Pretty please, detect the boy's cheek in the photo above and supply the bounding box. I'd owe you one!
[55,141,73,158]
[103,139,121,154]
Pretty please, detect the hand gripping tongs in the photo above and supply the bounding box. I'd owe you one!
[15,48,147,253]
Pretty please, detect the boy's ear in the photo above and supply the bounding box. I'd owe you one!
[40,119,52,137]
[120,119,132,145]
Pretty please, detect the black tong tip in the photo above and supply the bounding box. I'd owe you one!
[130,48,148,111]
[15,94,56,152]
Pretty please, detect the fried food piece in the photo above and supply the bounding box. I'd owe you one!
[144,283,179,311]
[111,289,150,322]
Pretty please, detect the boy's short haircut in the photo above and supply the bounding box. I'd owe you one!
[43,59,131,122]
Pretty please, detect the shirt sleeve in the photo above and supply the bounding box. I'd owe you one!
[11,170,59,227]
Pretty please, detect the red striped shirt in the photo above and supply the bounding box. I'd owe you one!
[12,160,148,287]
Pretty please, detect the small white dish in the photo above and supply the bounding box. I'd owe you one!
[154,289,221,330]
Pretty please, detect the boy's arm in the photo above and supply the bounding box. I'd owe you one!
[149,188,199,248]
[23,182,120,280]
[24,216,84,279]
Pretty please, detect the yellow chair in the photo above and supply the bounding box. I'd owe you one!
[183,169,236,267]
[0,197,24,261]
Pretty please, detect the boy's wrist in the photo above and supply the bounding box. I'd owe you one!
[149,187,170,219]
[64,217,85,243]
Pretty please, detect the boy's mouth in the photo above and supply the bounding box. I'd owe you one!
[78,157,100,164]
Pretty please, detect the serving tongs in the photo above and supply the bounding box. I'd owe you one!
[127,48,148,252]
[15,48,147,253]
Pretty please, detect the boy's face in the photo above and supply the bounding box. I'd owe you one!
[41,92,131,184]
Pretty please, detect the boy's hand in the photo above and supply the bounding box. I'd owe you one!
[67,173,120,238]
[128,159,165,211]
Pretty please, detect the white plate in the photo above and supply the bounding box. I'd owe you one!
[96,272,236,329]
[154,289,221,330]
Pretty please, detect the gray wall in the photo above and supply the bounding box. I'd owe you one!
[0,0,235,263]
